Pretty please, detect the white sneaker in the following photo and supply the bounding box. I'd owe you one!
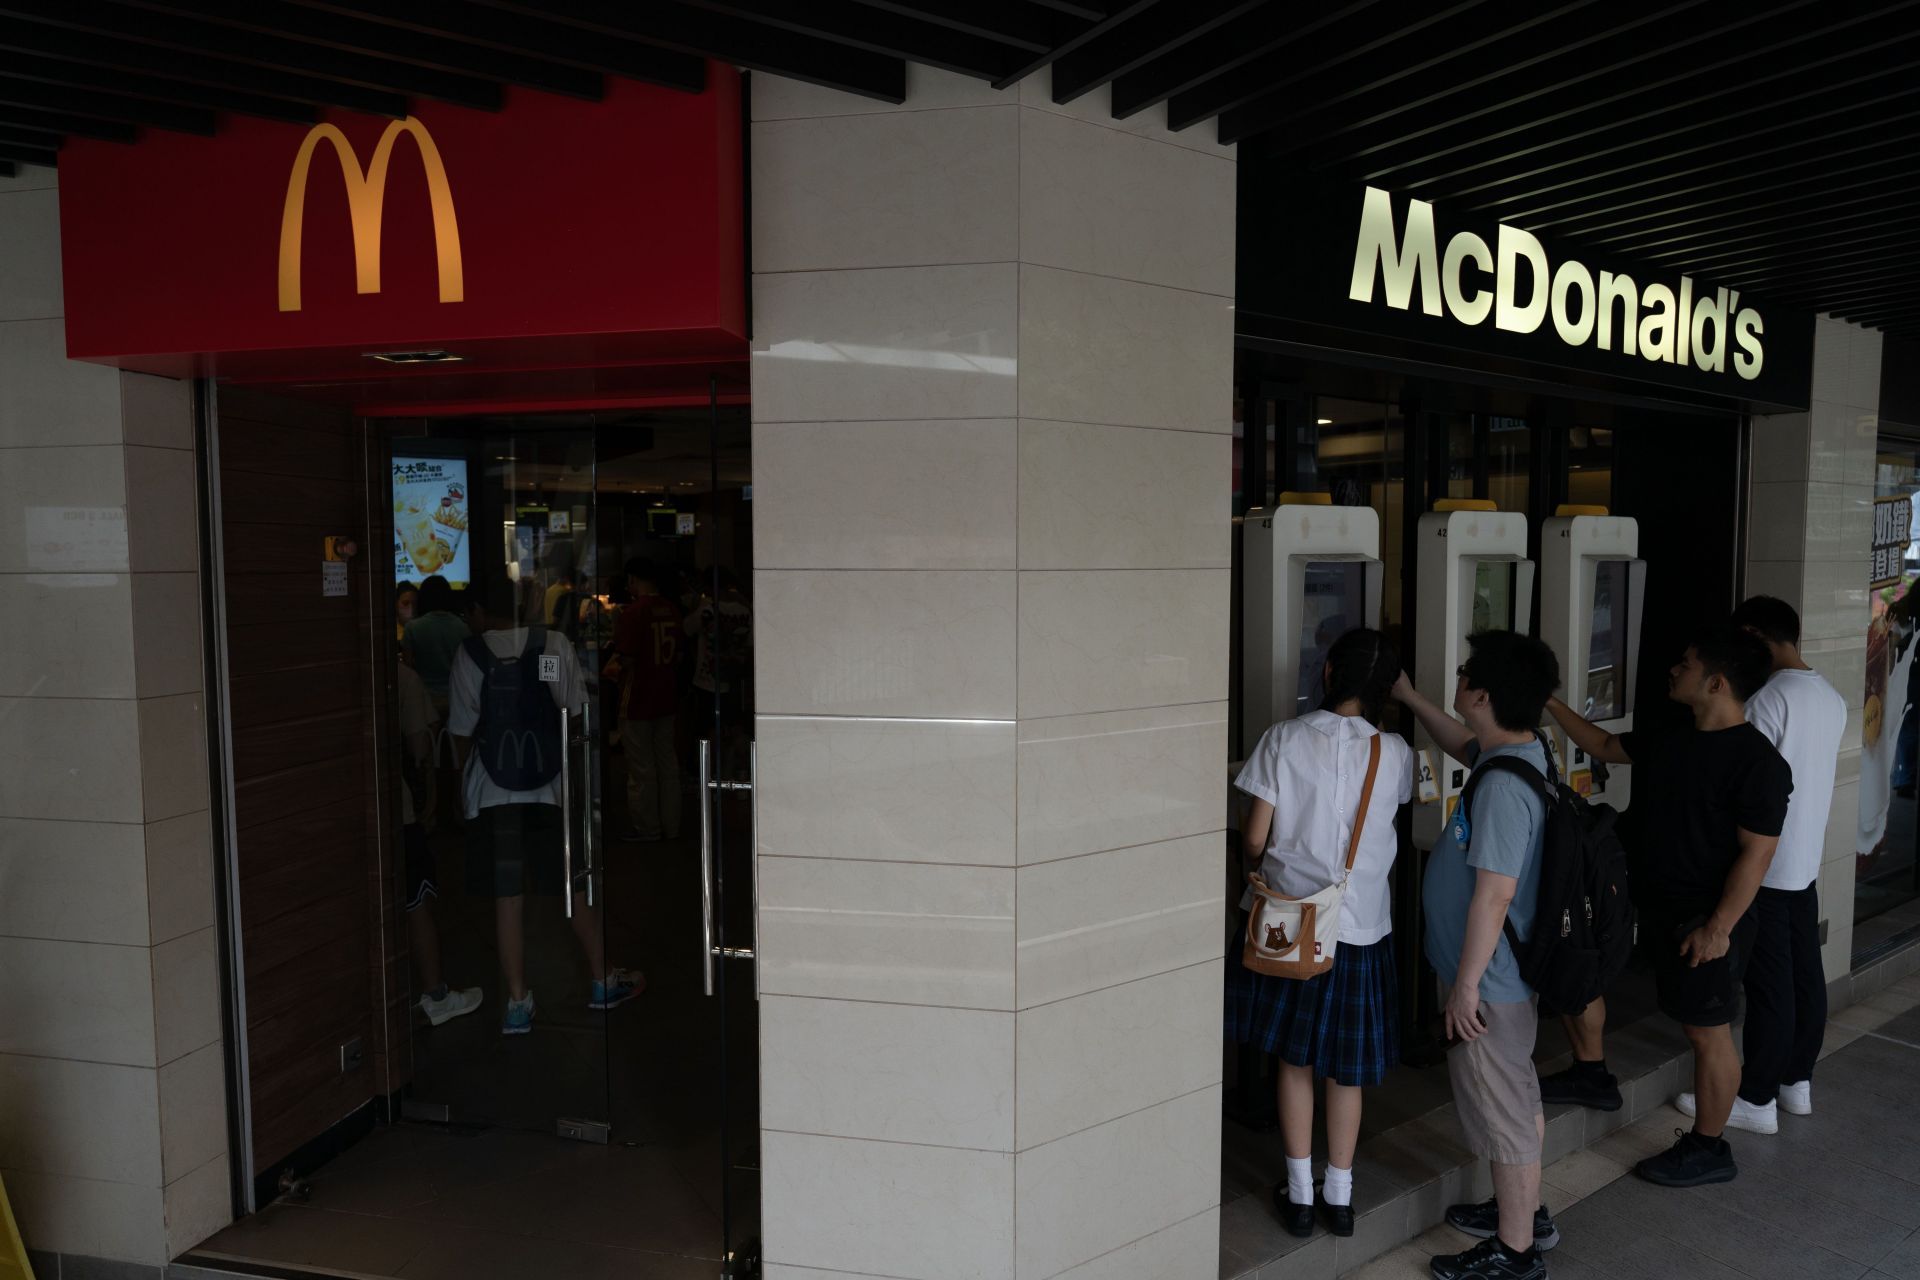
[1778,1080,1813,1116]
[419,986,484,1026]
[1676,1091,1778,1134]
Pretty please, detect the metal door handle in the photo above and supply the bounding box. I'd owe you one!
[560,706,574,920]
[698,738,717,996]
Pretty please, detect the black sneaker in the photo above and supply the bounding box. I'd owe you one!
[1430,1237,1547,1280]
[1635,1129,1737,1187]
[1444,1198,1560,1250]
[1537,1063,1623,1111]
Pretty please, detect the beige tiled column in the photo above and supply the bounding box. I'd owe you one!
[1746,315,1883,977]
[0,166,229,1266]
[751,67,1234,1280]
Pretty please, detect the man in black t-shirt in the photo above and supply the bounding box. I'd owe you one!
[1545,624,1791,1190]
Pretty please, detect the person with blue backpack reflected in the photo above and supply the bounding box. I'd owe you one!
[449,569,643,1036]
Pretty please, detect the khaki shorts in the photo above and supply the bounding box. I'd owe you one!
[1441,984,1543,1165]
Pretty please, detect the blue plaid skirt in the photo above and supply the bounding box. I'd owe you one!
[1224,924,1400,1087]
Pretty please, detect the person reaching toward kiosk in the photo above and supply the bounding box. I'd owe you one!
[1397,631,1561,1280]
[1227,629,1413,1242]
[1545,624,1791,1186]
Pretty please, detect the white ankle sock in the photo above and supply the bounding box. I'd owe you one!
[1323,1163,1353,1207]
[1285,1156,1314,1207]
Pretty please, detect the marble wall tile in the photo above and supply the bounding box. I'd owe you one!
[1808,402,1852,485]
[120,372,194,451]
[1016,702,1226,865]
[754,419,1016,570]
[1013,1085,1220,1279]
[0,817,148,946]
[1046,1206,1218,1280]
[157,1041,226,1183]
[0,188,61,321]
[1811,317,1851,406]
[762,1130,1014,1280]
[1748,413,1809,484]
[0,319,122,450]
[1740,561,1804,613]
[0,696,143,823]
[1016,959,1221,1150]
[757,715,1015,865]
[3,1166,165,1264]
[131,572,202,698]
[759,857,1015,1009]
[1019,109,1235,296]
[1746,481,1808,563]
[0,571,135,698]
[1018,569,1230,718]
[1018,421,1230,570]
[0,165,56,193]
[1842,410,1881,482]
[137,692,208,824]
[761,995,1014,1150]
[1017,70,1234,160]
[752,65,1010,121]
[123,445,199,574]
[0,936,157,1065]
[1848,324,1883,413]
[752,264,1018,424]
[1800,482,1851,562]
[0,1053,161,1186]
[1015,833,1221,1009]
[1802,643,1866,712]
[163,1151,232,1259]
[1018,265,1233,432]
[0,443,128,572]
[1798,559,1871,643]
[147,809,216,946]
[1824,777,1861,864]
[755,570,1016,719]
[754,107,1018,271]
[151,926,220,1066]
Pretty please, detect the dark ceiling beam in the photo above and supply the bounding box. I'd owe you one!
[0,0,504,110]
[1712,246,1920,293]
[1108,2,1369,119]
[1643,205,1920,270]
[0,139,54,163]
[848,1,1079,52]
[1648,216,1920,278]
[1797,278,1920,315]
[476,0,906,101]
[988,0,1158,91]
[684,0,1029,81]
[1574,170,1920,255]
[1050,0,1263,105]
[0,122,58,146]
[0,75,213,132]
[1182,0,1574,136]
[0,101,135,139]
[121,0,604,101]
[1025,0,1114,20]
[0,49,316,122]
[0,160,12,176]
[0,14,409,115]
[283,1,706,92]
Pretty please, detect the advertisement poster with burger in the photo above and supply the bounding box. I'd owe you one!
[393,457,470,588]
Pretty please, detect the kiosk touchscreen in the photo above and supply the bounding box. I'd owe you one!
[1540,506,1645,808]
[1412,500,1535,846]
[1239,493,1384,759]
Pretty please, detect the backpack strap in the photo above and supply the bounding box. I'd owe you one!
[1341,734,1384,875]
[461,632,494,668]
[1458,750,1552,954]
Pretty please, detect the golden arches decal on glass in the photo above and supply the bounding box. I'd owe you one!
[278,117,464,313]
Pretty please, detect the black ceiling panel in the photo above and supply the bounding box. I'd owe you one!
[0,1,1914,335]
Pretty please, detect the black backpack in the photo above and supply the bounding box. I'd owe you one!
[462,628,563,792]
[1460,744,1633,1016]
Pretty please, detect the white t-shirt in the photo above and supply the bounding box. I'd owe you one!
[447,627,587,820]
[1745,666,1847,891]
[1234,711,1415,945]
[396,662,437,826]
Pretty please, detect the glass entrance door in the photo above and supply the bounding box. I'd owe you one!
[382,402,758,1274]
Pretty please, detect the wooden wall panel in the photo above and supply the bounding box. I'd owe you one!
[218,386,406,1175]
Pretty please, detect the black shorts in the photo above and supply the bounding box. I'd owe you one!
[403,823,437,911]
[465,804,566,898]
[1645,904,1758,1028]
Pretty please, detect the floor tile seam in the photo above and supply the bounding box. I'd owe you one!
[1031,1202,1220,1280]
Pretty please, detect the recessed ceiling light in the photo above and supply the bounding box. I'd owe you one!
[1316,417,1333,425]
[366,349,464,365]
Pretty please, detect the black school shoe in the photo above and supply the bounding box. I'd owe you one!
[1444,1198,1560,1250]
[1272,1184,1314,1239]
[1430,1237,1547,1280]
[1635,1129,1737,1187]
[1537,1062,1623,1111]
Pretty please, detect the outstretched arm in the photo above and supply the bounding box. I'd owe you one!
[1392,671,1475,765]
[1546,696,1633,765]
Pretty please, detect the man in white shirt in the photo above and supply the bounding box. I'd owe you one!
[1679,596,1847,1133]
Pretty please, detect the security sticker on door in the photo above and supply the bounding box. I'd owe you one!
[538,654,560,684]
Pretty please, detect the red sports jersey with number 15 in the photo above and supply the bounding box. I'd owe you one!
[614,594,683,720]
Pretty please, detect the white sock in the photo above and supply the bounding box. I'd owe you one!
[1323,1163,1353,1207]
[1285,1156,1314,1207]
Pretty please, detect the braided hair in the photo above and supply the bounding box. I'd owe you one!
[1318,627,1400,725]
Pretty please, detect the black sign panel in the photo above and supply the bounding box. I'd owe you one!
[1237,175,1815,410]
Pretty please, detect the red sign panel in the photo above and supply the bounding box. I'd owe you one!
[58,70,745,391]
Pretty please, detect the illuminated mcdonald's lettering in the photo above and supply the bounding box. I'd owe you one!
[277,117,464,313]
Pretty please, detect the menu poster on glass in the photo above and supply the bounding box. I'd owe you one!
[393,457,470,588]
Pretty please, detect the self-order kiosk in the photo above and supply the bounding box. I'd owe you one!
[1412,500,1535,847]
[1539,506,1645,809]
[1239,493,1384,758]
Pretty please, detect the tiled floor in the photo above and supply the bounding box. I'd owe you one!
[1340,971,1920,1279]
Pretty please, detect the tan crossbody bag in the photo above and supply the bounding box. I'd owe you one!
[1242,733,1382,980]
